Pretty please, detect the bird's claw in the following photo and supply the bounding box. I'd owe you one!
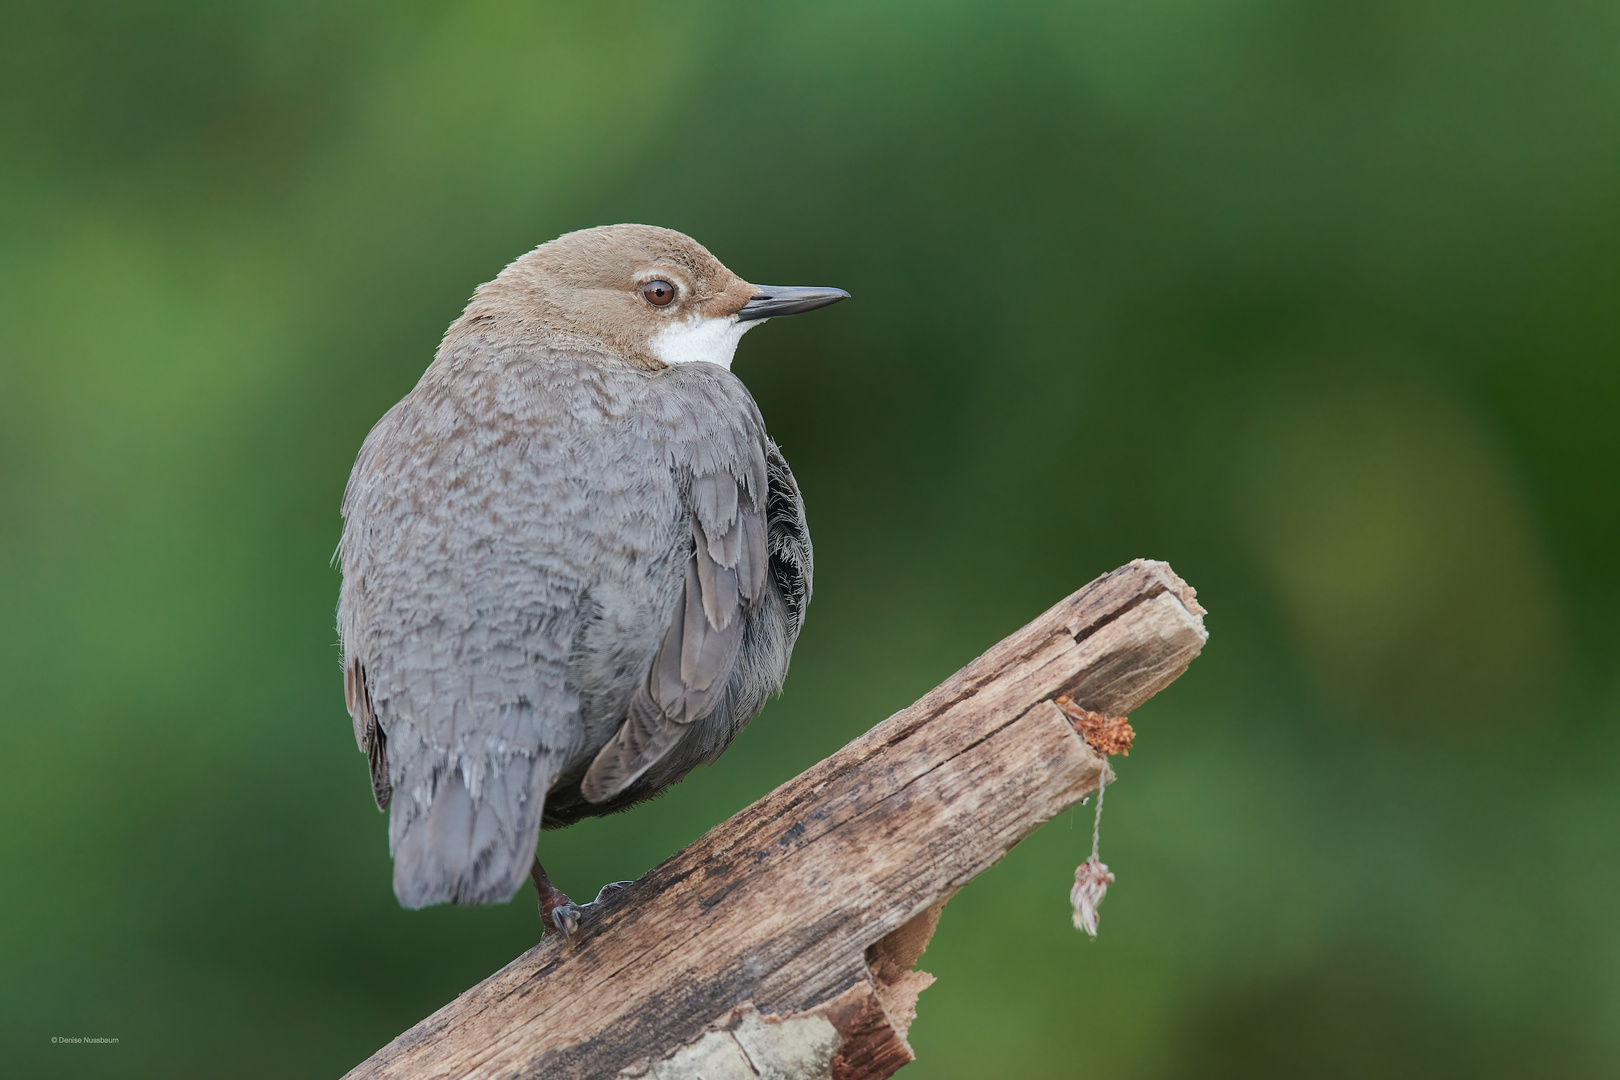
[592,880,634,904]
[546,900,583,942]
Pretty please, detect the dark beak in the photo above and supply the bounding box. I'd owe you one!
[734,285,850,322]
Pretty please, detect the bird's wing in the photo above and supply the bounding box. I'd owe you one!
[581,370,777,804]
[344,657,391,812]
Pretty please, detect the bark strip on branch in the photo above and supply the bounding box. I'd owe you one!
[345,559,1208,1080]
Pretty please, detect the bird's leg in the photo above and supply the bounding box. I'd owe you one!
[530,858,582,942]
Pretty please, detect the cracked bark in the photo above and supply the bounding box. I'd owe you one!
[344,559,1208,1080]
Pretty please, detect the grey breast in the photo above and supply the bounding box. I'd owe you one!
[337,343,811,908]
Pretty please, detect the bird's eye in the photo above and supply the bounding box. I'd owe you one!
[642,280,676,307]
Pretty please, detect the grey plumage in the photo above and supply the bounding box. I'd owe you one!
[336,225,834,910]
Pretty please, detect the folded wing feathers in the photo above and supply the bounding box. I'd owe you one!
[366,722,392,812]
[679,554,744,693]
[581,463,766,804]
[692,517,741,631]
[346,657,392,811]
[344,656,368,750]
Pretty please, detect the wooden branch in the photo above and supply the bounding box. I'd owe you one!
[346,559,1208,1080]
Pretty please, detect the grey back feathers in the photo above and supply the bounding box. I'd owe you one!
[336,225,815,909]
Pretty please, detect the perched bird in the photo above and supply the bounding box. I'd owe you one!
[337,224,845,936]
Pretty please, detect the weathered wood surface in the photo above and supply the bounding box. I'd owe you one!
[346,559,1208,1080]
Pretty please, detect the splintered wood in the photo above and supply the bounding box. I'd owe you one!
[344,560,1208,1080]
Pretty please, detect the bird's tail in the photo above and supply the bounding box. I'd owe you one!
[389,754,549,908]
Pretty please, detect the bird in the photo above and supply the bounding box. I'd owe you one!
[336,224,846,938]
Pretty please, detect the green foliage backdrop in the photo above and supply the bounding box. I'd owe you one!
[3,2,1618,1076]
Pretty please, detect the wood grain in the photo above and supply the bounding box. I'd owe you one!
[345,559,1207,1080]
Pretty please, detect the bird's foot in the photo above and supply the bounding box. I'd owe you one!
[531,858,582,944]
[551,882,631,941]
[531,861,636,944]
[542,896,583,941]
[548,882,631,938]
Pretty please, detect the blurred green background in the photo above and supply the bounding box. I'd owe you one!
[3,1,1618,1076]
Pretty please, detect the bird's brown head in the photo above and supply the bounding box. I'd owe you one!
[449,224,848,371]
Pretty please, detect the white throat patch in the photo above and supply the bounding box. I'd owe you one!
[650,315,757,371]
